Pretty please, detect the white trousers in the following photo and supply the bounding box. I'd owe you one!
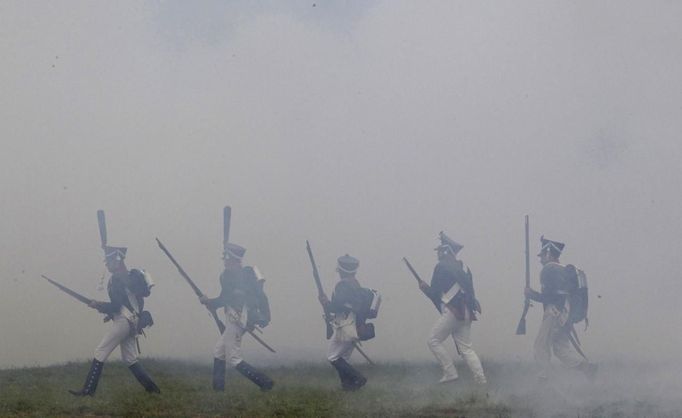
[327,339,355,362]
[534,306,584,377]
[94,314,138,366]
[427,307,486,384]
[213,308,244,366]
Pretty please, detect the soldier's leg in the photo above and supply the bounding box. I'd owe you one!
[225,314,273,391]
[128,362,161,393]
[452,319,487,385]
[533,308,556,379]
[68,359,104,397]
[211,331,228,391]
[328,340,365,390]
[121,337,160,393]
[552,330,596,379]
[93,316,130,363]
[427,308,458,382]
[70,316,129,396]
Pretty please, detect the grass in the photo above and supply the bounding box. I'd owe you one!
[0,359,678,417]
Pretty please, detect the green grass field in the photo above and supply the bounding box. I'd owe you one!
[0,359,678,417]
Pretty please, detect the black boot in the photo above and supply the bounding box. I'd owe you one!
[330,358,366,391]
[129,363,161,393]
[212,358,226,391]
[69,359,104,397]
[235,361,274,391]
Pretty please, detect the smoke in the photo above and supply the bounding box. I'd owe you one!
[1,0,682,382]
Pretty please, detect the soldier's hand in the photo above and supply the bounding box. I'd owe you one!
[524,287,533,298]
[88,300,102,309]
[318,294,330,306]
[419,281,430,292]
[199,295,209,305]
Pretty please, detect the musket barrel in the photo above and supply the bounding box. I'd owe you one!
[306,240,334,340]
[40,275,94,306]
[516,215,531,335]
[155,238,225,334]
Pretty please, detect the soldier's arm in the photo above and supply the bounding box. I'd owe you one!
[525,287,544,302]
[424,265,445,305]
[527,265,562,303]
[203,294,225,310]
[328,282,353,314]
[200,274,228,309]
[95,277,125,315]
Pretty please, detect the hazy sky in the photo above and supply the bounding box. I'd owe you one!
[1,1,681,368]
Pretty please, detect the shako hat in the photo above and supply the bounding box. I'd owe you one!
[538,236,565,257]
[337,254,359,274]
[223,243,246,260]
[435,231,463,255]
[104,246,127,261]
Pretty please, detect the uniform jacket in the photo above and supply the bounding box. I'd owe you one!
[426,259,478,319]
[329,278,362,314]
[208,266,271,327]
[527,261,569,309]
[96,270,146,316]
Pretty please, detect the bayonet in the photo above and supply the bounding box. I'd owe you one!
[97,210,107,251]
[40,274,111,322]
[223,206,231,252]
[41,274,94,305]
[516,215,531,335]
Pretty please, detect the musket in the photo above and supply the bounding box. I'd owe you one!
[402,257,441,313]
[516,215,531,335]
[306,240,334,339]
[306,241,374,365]
[156,237,226,334]
[97,210,107,251]
[156,238,275,353]
[223,206,232,253]
[40,275,111,322]
[41,274,94,305]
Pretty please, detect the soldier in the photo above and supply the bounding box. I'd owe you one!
[419,232,487,385]
[200,243,274,391]
[70,246,160,396]
[524,237,597,380]
[319,254,380,391]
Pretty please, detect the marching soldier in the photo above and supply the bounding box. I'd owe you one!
[319,254,380,391]
[524,237,597,380]
[199,243,274,391]
[70,246,160,396]
[419,232,487,385]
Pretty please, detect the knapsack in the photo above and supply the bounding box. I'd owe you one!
[564,264,589,328]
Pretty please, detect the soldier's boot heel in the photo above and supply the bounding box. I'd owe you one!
[69,359,104,397]
[128,362,161,394]
[330,358,366,391]
[236,361,274,391]
[212,358,226,391]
